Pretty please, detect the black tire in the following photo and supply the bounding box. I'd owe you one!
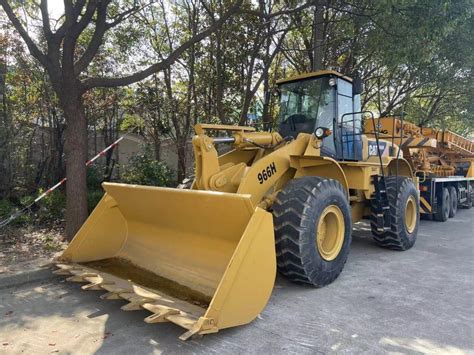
[448,186,457,218]
[462,184,472,209]
[272,176,352,287]
[434,187,450,222]
[370,176,419,251]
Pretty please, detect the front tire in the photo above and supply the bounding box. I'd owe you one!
[371,176,419,251]
[272,177,352,287]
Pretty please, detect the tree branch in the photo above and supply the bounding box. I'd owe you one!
[239,1,317,19]
[74,1,111,75]
[69,0,102,39]
[0,0,49,68]
[39,0,52,37]
[82,0,243,90]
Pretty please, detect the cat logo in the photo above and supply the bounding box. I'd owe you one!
[368,141,387,156]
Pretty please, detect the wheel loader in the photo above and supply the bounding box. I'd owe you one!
[54,70,419,340]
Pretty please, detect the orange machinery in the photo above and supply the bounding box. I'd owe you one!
[365,117,473,220]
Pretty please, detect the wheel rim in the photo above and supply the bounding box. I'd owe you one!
[316,205,345,261]
[405,195,417,234]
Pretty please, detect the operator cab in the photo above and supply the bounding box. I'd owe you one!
[276,70,363,161]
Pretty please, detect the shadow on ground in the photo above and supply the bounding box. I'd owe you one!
[1,210,473,354]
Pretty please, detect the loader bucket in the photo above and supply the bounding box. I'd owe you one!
[55,182,276,340]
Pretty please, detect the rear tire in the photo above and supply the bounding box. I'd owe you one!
[434,187,450,222]
[370,176,419,251]
[448,186,457,218]
[462,184,472,209]
[272,176,352,287]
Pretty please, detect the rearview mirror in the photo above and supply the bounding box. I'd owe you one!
[271,86,281,98]
[352,76,363,96]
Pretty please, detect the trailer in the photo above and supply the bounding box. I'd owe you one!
[365,117,473,221]
[418,176,472,221]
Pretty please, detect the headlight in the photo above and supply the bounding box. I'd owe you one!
[329,78,337,86]
[314,127,332,139]
[315,127,325,138]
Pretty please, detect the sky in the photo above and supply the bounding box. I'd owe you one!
[47,0,65,20]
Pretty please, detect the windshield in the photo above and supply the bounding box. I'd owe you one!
[277,77,335,138]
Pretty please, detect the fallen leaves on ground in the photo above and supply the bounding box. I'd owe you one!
[0,226,66,273]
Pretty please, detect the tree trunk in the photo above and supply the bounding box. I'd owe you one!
[215,29,227,124]
[0,56,11,198]
[153,138,161,161]
[62,94,89,241]
[312,5,324,71]
[176,140,186,184]
[262,75,271,131]
[239,95,252,126]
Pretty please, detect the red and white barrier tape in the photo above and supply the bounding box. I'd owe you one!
[0,136,125,229]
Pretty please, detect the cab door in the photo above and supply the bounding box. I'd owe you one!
[335,79,362,161]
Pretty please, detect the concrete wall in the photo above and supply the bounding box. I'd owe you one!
[90,133,195,180]
[29,127,196,182]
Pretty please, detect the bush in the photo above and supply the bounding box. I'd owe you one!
[0,199,12,219]
[1,185,106,228]
[37,190,66,223]
[0,196,34,227]
[121,147,174,187]
[87,165,104,191]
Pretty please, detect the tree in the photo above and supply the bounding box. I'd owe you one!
[0,0,243,239]
[0,31,10,197]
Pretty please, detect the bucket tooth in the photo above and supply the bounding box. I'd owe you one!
[54,263,81,275]
[100,289,130,300]
[55,263,74,269]
[40,261,55,268]
[66,273,98,282]
[144,308,180,324]
[178,317,218,340]
[82,279,113,291]
[179,328,201,341]
[121,302,144,311]
[121,296,155,311]
[132,285,163,302]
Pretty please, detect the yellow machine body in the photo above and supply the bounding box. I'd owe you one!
[56,70,417,340]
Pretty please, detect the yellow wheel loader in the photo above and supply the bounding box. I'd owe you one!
[54,70,419,340]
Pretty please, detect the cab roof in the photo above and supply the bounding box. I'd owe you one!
[276,70,353,85]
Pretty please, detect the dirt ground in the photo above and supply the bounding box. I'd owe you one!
[0,225,66,276]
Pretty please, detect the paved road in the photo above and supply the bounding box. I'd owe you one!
[1,209,473,354]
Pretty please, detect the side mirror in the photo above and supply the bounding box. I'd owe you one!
[271,86,281,98]
[352,76,363,96]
